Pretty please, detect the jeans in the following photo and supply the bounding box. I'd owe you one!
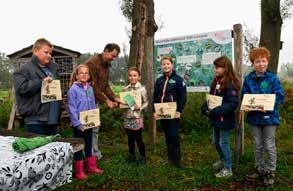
[213,127,232,170]
[92,127,102,159]
[126,128,145,157]
[73,127,93,161]
[25,124,58,135]
[250,125,277,172]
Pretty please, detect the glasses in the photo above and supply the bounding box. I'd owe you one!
[78,72,89,75]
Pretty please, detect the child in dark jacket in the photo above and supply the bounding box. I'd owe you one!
[243,47,284,185]
[153,56,187,168]
[67,64,104,180]
[201,56,240,178]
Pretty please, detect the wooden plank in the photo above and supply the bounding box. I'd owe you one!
[7,102,16,130]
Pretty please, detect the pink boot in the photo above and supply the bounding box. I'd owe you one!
[74,160,87,180]
[86,156,104,174]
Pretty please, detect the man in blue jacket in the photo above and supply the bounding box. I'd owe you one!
[13,38,61,135]
[243,47,284,185]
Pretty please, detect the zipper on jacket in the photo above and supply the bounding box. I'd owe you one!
[161,76,169,103]
[85,87,91,110]
[214,77,223,122]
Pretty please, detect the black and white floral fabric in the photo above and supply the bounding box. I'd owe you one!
[0,135,73,191]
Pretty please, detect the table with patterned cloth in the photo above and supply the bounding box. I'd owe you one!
[0,135,73,191]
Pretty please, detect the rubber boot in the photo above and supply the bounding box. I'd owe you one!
[86,156,104,174]
[74,160,87,180]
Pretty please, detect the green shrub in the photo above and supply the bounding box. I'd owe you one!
[98,91,211,138]
[100,104,123,130]
[0,90,12,129]
[280,86,293,126]
[181,92,209,133]
[99,85,124,138]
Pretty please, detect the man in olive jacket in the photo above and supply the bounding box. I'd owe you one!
[84,43,122,159]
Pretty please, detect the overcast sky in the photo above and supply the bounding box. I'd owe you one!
[0,0,292,64]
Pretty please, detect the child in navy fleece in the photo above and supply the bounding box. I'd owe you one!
[67,64,103,180]
[153,56,187,168]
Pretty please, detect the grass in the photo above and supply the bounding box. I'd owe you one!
[56,125,292,191]
[0,90,9,100]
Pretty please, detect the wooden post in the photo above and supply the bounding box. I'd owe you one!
[233,24,244,165]
[7,88,16,130]
[0,101,2,129]
[145,36,156,144]
[7,102,16,130]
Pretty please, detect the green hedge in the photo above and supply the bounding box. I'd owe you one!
[97,92,209,137]
[0,90,12,129]
[1,83,292,135]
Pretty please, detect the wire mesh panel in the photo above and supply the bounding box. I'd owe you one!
[11,58,31,71]
[54,56,75,97]
[54,56,74,74]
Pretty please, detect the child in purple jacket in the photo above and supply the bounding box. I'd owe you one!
[67,64,103,180]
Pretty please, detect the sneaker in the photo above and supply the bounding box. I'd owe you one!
[93,151,103,160]
[246,171,264,181]
[215,168,233,178]
[96,154,103,160]
[264,171,275,185]
[212,160,224,170]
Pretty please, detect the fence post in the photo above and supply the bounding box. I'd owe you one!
[233,24,244,165]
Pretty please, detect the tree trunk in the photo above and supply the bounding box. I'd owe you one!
[129,0,158,143]
[259,0,282,74]
[129,0,146,70]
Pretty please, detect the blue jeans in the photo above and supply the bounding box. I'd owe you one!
[25,124,58,135]
[213,127,232,170]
